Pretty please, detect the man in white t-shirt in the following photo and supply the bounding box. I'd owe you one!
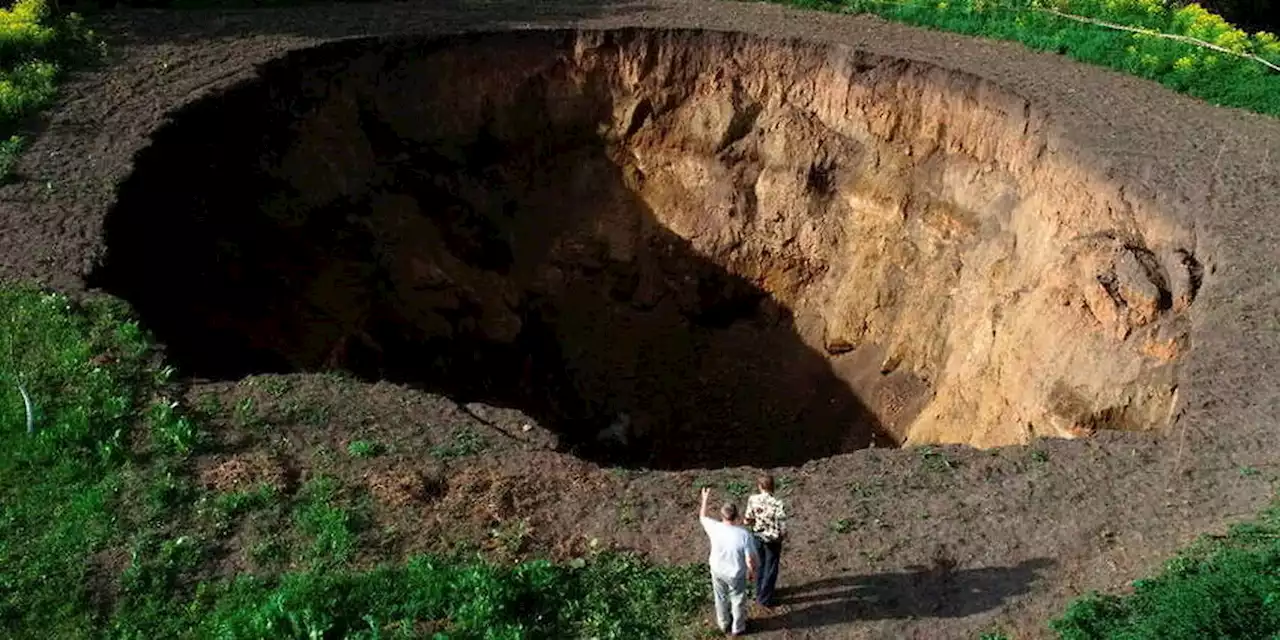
[698,486,759,636]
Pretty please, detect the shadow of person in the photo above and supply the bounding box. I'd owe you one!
[90,29,887,470]
[753,558,1055,631]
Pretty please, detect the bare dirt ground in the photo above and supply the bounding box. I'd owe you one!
[1,1,1279,638]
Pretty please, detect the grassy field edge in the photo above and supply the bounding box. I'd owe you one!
[755,0,1280,116]
[0,285,710,638]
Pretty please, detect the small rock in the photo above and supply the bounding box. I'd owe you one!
[1113,250,1162,327]
[825,339,856,355]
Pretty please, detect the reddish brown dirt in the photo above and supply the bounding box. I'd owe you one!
[2,2,1279,639]
[197,451,292,493]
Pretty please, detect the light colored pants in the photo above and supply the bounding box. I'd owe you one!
[711,571,748,634]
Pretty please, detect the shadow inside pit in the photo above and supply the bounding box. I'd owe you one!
[88,30,888,470]
[756,558,1055,630]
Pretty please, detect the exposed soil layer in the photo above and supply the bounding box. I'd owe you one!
[94,29,1194,469]
[2,2,1279,639]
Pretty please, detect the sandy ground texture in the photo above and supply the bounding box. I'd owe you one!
[1,1,1279,638]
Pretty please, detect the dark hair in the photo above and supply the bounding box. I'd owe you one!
[720,502,738,521]
[758,474,775,493]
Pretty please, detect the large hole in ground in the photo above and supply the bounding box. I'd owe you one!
[91,28,1200,470]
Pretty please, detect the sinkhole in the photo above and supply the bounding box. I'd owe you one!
[90,28,1200,470]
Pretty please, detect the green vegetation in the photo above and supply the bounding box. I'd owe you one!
[774,474,795,496]
[192,550,706,639]
[0,285,707,638]
[430,427,487,459]
[346,439,382,458]
[763,0,1280,116]
[0,0,100,181]
[725,479,752,499]
[919,445,958,472]
[489,517,534,558]
[0,285,153,636]
[294,475,369,569]
[1050,498,1280,638]
[213,483,280,522]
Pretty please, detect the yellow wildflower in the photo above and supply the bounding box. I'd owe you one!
[1214,29,1249,53]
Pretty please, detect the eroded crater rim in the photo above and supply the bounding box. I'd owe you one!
[90,28,1199,470]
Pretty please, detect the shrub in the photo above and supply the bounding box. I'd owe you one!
[767,0,1280,117]
[0,0,101,181]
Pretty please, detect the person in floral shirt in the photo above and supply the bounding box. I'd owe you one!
[743,474,788,608]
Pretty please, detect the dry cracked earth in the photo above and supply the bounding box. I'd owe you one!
[2,1,1279,638]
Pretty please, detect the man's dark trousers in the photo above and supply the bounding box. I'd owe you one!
[754,536,782,606]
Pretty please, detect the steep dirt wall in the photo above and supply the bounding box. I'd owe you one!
[93,28,1198,462]
[541,30,1201,449]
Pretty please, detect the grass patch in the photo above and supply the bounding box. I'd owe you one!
[0,283,711,638]
[294,475,369,569]
[920,446,958,472]
[762,0,1280,117]
[725,479,752,499]
[346,439,381,458]
[0,0,102,181]
[231,395,265,429]
[831,517,856,534]
[214,483,280,517]
[0,285,156,636]
[192,550,706,639]
[1051,499,1280,638]
[488,517,534,559]
[430,427,487,459]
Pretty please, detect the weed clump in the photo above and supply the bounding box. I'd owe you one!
[346,439,381,458]
[430,427,487,459]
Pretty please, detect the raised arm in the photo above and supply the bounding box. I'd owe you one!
[699,486,712,520]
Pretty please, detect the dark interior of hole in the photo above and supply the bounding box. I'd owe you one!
[90,31,889,470]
